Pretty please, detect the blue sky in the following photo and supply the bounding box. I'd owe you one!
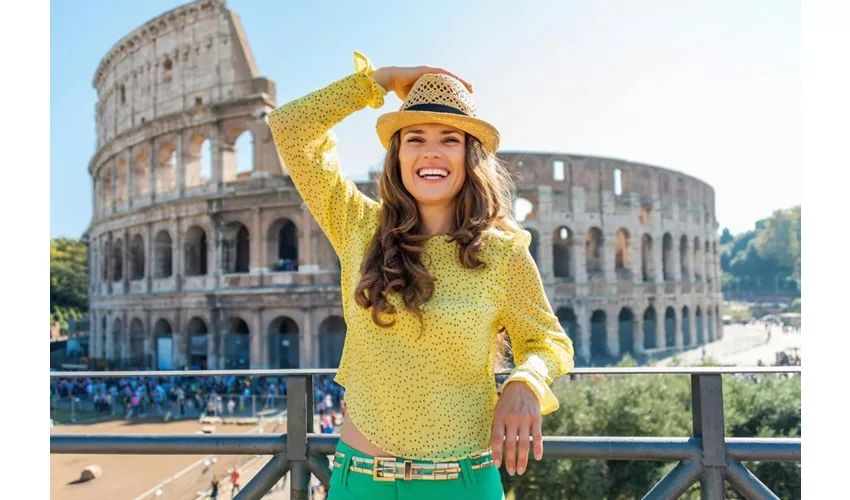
[50,0,800,238]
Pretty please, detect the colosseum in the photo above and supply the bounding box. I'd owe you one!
[86,0,723,370]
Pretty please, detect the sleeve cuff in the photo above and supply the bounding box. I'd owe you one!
[502,368,560,415]
[353,51,387,109]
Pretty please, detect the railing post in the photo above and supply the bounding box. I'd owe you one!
[692,374,726,499]
[286,375,314,500]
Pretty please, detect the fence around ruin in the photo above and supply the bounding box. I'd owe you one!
[50,367,800,500]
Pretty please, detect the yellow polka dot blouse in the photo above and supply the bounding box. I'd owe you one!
[267,52,575,461]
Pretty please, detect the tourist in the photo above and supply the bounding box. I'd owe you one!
[229,467,241,498]
[268,53,574,498]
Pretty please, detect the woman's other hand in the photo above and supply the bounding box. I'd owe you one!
[488,381,543,476]
[371,65,473,100]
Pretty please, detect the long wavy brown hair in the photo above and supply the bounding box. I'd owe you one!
[354,130,522,338]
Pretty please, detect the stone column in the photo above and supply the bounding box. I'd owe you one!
[688,305,697,348]
[576,306,591,363]
[301,308,314,368]
[633,313,645,354]
[537,186,554,282]
[144,309,153,368]
[148,140,157,201]
[110,158,117,214]
[671,236,681,282]
[299,208,312,269]
[573,238,587,285]
[145,223,154,290]
[606,308,619,357]
[631,228,642,285]
[211,122,224,191]
[125,149,134,209]
[169,218,181,291]
[251,208,263,274]
[122,229,130,294]
[674,306,684,349]
[250,308,264,369]
[699,306,708,345]
[655,304,666,349]
[210,212,222,286]
[176,133,186,197]
[654,234,665,284]
[603,231,617,284]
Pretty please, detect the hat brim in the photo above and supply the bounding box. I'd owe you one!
[376,110,500,153]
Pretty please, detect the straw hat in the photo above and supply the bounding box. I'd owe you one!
[376,73,500,153]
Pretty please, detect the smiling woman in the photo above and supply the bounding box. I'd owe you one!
[267,52,574,500]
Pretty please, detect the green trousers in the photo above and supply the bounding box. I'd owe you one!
[328,440,505,500]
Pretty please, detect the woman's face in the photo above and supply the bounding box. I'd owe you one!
[398,123,467,208]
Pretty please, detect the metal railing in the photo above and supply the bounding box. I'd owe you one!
[50,367,801,500]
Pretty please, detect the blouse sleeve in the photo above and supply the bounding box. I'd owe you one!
[499,231,575,414]
[267,51,387,254]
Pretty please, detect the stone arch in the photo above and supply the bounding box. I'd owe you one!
[526,228,540,264]
[586,227,604,276]
[615,228,631,275]
[115,158,128,204]
[133,150,149,198]
[269,316,300,368]
[185,134,214,188]
[319,315,347,368]
[696,306,704,344]
[514,197,535,223]
[156,142,178,194]
[129,234,145,280]
[693,237,703,281]
[129,318,145,366]
[224,316,251,369]
[682,306,692,346]
[590,309,607,363]
[222,222,250,274]
[662,233,674,281]
[664,306,676,348]
[680,235,690,280]
[153,230,173,278]
[641,234,654,282]
[268,218,299,271]
[552,226,572,279]
[556,307,578,353]
[643,306,657,350]
[234,130,254,176]
[111,237,123,281]
[186,317,209,369]
[184,226,208,276]
[618,307,635,356]
[153,318,174,370]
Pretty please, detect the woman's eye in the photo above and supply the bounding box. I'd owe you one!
[444,137,459,143]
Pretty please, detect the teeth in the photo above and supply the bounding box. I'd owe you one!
[418,168,448,178]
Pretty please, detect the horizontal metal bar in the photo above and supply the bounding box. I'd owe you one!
[50,434,802,464]
[49,366,801,378]
[726,438,801,462]
[543,437,702,460]
[725,458,781,500]
[50,434,287,455]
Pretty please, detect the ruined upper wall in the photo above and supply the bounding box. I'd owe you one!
[497,151,716,216]
[92,0,273,147]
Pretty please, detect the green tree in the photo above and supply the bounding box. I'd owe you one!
[50,238,89,330]
[503,363,801,499]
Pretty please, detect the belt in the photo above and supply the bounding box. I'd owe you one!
[333,450,494,481]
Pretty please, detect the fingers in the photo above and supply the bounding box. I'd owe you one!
[488,419,505,470]
[516,424,531,475]
[503,423,518,475]
[423,66,474,93]
[532,416,544,461]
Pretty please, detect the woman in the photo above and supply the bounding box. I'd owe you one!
[268,52,574,499]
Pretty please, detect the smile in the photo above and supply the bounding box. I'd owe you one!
[416,167,450,180]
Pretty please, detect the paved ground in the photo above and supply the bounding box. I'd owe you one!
[50,417,282,500]
[659,322,802,366]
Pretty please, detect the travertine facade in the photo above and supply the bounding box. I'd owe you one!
[87,0,721,370]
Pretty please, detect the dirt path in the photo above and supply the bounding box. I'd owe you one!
[50,417,281,500]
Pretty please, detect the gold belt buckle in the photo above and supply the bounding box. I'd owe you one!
[372,457,396,481]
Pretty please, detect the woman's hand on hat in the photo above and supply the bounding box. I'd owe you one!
[488,380,543,476]
[371,66,473,100]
